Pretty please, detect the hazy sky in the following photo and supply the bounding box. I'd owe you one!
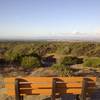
[0,0,100,39]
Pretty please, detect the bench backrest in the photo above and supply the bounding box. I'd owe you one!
[4,77,96,96]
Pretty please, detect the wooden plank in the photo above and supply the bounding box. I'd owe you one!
[56,83,82,88]
[19,83,52,89]
[4,77,84,84]
[4,78,16,95]
[4,77,16,83]
[17,77,53,83]
[5,88,82,95]
[20,89,52,95]
[54,77,83,83]
[19,83,82,89]
[5,90,15,95]
[19,88,82,95]
[4,77,96,83]
[4,83,83,89]
[16,77,83,83]
[56,88,82,94]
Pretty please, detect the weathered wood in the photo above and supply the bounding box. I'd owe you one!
[4,77,96,99]
[51,78,56,100]
[15,79,21,100]
[81,79,86,100]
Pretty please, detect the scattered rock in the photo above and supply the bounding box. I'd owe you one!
[8,71,25,77]
[74,70,83,76]
[30,68,58,77]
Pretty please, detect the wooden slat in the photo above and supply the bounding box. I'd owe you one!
[19,88,82,95]
[4,77,15,83]
[19,83,82,89]
[54,77,83,83]
[19,83,52,89]
[20,89,52,95]
[4,83,83,89]
[56,88,82,94]
[17,77,53,83]
[4,78,16,95]
[6,90,15,95]
[56,83,82,88]
[16,77,83,83]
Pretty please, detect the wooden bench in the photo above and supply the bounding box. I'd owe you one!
[3,77,96,100]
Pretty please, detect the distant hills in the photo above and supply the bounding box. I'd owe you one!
[0,33,100,42]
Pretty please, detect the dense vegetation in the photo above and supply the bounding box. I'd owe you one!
[83,57,100,68]
[0,41,100,72]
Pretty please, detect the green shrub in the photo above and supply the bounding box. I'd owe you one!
[70,42,96,56]
[5,50,19,62]
[64,47,71,54]
[51,63,72,76]
[21,56,41,68]
[83,57,100,67]
[61,56,83,66]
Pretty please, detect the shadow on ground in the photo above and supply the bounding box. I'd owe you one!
[91,88,100,100]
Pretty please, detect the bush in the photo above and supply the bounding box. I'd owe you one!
[51,63,72,76]
[61,56,83,66]
[70,42,96,56]
[83,57,100,67]
[5,50,19,62]
[21,56,41,68]
[63,47,71,54]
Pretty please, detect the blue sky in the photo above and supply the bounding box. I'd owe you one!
[0,0,100,39]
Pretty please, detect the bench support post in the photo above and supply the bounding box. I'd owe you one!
[51,78,56,100]
[81,79,86,100]
[15,79,23,100]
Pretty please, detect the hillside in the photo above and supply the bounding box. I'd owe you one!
[0,41,100,77]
